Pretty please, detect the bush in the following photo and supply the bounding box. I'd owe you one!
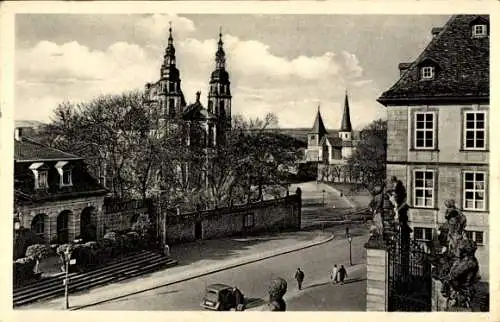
[132,214,153,236]
[13,257,36,286]
[25,244,51,274]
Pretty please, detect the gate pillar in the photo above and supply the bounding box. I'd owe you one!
[365,238,389,311]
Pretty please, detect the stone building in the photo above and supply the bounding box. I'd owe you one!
[377,15,489,278]
[304,92,361,183]
[14,128,108,244]
[142,25,232,187]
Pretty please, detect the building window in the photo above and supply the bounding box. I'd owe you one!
[414,112,435,149]
[169,98,175,117]
[169,82,175,92]
[220,85,225,94]
[463,171,486,211]
[421,66,434,80]
[465,230,484,245]
[413,227,433,241]
[55,161,72,187]
[472,24,487,37]
[464,111,486,150]
[413,170,434,208]
[208,101,213,113]
[244,213,255,228]
[62,169,72,186]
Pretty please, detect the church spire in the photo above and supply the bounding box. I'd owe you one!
[311,106,328,137]
[340,90,353,132]
[215,27,226,70]
[164,21,176,66]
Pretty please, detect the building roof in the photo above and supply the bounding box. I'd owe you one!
[15,137,82,162]
[183,92,216,120]
[321,135,343,147]
[378,15,489,106]
[310,107,328,137]
[340,92,353,132]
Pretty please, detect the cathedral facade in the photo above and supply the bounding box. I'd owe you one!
[143,25,232,188]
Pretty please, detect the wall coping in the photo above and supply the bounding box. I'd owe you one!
[365,236,388,250]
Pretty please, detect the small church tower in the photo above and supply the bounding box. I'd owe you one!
[208,29,232,145]
[306,105,328,161]
[339,91,354,159]
[339,91,353,141]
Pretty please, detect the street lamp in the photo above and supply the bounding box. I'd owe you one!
[322,189,326,207]
[347,234,353,266]
[63,248,75,309]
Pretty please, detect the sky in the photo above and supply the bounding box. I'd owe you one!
[15,14,450,129]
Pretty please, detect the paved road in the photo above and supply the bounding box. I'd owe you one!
[84,227,368,311]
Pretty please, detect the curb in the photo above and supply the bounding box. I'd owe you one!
[68,233,335,311]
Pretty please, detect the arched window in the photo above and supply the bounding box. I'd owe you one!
[31,214,46,239]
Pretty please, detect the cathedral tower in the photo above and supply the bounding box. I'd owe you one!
[208,29,232,144]
[158,23,185,120]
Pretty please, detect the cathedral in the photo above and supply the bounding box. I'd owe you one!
[143,24,232,189]
[143,24,232,148]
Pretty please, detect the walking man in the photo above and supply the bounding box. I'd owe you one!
[338,265,348,284]
[331,264,338,284]
[295,268,305,290]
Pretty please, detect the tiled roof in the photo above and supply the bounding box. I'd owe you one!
[378,15,489,105]
[321,135,343,147]
[15,137,82,162]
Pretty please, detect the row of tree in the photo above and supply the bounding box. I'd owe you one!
[37,90,301,211]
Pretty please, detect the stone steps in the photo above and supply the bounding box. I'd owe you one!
[13,250,177,307]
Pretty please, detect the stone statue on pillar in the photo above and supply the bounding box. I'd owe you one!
[429,199,480,311]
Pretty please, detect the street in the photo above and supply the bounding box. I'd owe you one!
[83,227,367,311]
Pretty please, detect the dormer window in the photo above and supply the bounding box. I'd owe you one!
[421,66,434,80]
[55,161,73,187]
[29,162,49,190]
[472,24,487,38]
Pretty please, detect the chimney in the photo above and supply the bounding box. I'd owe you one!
[14,128,22,141]
[398,62,412,76]
[431,27,443,37]
[195,91,201,102]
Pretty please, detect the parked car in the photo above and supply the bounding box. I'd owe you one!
[201,283,245,311]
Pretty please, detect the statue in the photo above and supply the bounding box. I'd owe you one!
[264,277,287,311]
[429,200,480,310]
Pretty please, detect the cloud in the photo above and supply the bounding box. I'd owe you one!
[15,15,382,129]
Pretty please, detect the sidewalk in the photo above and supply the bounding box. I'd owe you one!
[20,230,333,310]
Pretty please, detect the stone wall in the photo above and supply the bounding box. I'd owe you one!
[159,192,302,245]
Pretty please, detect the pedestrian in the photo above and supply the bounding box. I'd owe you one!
[331,265,338,284]
[164,244,170,258]
[338,265,348,284]
[294,267,305,290]
[232,286,245,311]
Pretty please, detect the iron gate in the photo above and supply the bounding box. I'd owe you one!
[387,229,432,311]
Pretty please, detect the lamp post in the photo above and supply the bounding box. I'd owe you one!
[63,248,74,309]
[347,234,353,266]
[322,189,326,208]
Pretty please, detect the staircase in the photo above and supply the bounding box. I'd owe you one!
[301,205,371,230]
[13,250,177,307]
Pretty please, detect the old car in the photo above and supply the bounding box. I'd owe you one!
[201,283,245,311]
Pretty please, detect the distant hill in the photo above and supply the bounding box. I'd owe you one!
[247,128,361,144]
[15,120,46,129]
